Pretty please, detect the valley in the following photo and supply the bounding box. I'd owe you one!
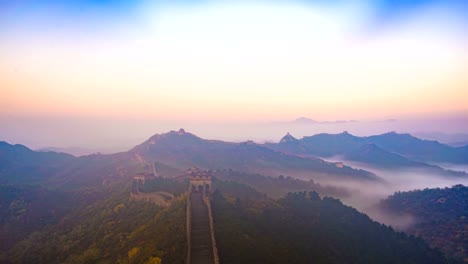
[3,1,466,262]
[0,130,467,263]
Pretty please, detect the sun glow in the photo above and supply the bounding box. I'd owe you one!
[1,1,467,123]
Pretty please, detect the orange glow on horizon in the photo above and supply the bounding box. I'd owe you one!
[1,3,467,123]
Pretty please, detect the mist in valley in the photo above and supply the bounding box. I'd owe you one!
[1,0,467,262]
[314,157,468,230]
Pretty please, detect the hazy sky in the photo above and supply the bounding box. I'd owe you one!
[1,0,467,149]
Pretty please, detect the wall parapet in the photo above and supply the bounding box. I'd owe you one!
[186,190,192,264]
[187,167,219,264]
[204,193,220,264]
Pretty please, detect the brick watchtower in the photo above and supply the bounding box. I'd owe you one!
[188,168,212,194]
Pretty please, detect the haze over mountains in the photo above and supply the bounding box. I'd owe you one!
[0,129,378,188]
[2,129,467,188]
[36,146,110,157]
[131,129,377,181]
[2,115,467,154]
[2,129,468,213]
[1,129,468,263]
[279,117,359,124]
[267,131,468,177]
[0,141,75,184]
[1,0,466,262]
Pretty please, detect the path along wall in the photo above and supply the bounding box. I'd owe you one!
[203,192,220,264]
[186,187,220,264]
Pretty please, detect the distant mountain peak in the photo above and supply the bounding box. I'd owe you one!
[144,129,200,145]
[379,131,416,139]
[280,133,298,143]
[294,117,318,123]
[339,131,355,137]
[382,131,412,136]
[165,128,196,137]
[177,128,186,135]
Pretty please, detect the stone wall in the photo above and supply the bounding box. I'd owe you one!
[186,191,192,264]
[203,193,220,264]
[187,168,218,264]
[187,188,219,264]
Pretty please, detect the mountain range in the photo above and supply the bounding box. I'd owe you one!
[1,129,467,263]
[0,129,377,189]
[130,129,376,182]
[2,129,467,190]
[0,141,75,184]
[266,131,468,177]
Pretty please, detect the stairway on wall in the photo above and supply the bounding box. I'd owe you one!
[190,191,215,264]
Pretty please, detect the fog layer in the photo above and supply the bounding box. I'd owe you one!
[318,157,468,229]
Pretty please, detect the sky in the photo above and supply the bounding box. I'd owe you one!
[1,0,467,150]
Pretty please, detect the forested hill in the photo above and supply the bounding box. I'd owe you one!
[0,176,460,264]
[380,185,468,262]
[212,189,455,264]
[0,182,187,264]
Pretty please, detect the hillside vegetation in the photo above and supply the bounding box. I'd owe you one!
[0,184,187,264]
[380,185,468,262]
[212,189,453,264]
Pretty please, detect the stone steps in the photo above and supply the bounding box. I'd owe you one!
[190,192,215,264]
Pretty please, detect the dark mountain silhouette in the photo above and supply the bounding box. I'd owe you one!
[130,129,378,182]
[0,140,158,188]
[279,132,298,143]
[266,132,468,177]
[2,130,465,189]
[0,141,75,184]
[347,144,465,176]
[347,143,419,167]
[293,117,319,124]
[0,130,380,189]
[301,131,363,156]
[7,129,466,190]
[36,146,101,156]
[366,132,468,164]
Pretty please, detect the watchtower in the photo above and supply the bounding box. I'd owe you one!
[188,168,212,194]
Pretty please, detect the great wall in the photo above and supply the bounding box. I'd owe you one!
[187,168,219,264]
[131,166,219,264]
